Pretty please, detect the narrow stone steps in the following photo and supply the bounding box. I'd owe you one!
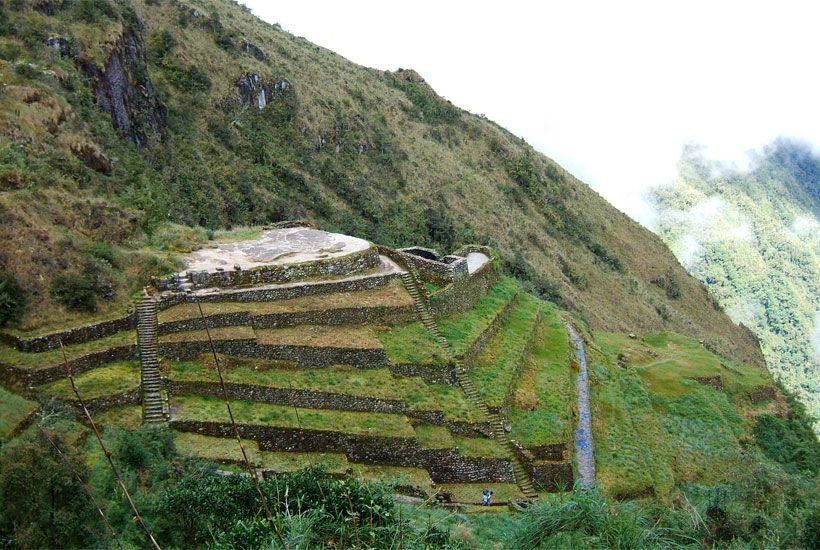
[138,293,168,424]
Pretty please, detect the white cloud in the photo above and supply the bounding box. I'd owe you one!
[243,0,820,224]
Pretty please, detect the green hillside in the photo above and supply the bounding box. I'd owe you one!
[0,1,817,548]
[650,141,819,427]
[0,0,763,368]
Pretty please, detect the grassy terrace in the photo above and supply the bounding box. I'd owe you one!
[39,361,140,400]
[159,326,255,343]
[508,306,573,447]
[159,279,412,323]
[376,322,447,366]
[174,433,349,472]
[438,277,519,356]
[256,325,382,348]
[468,294,541,408]
[167,361,482,422]
[0,386,37,438]
[94,405,143,430]
[590,331,773,498]
[0,330,135,369]
[172,395,417,438]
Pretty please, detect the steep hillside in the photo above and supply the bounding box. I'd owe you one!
[0,0,762,366]
[650,141,819,425]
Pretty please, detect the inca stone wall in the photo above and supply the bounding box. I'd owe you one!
[154,246,380,291]
[171,420,515,483]
[0,313,136,352]
[159,339,388,368]
[156,271,398,310]
[157,305,415,335]
[0,344,137,389]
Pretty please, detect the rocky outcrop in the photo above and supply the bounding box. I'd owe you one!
[233,73,291,110]
[241,38,266,61]
[82,23,165,147]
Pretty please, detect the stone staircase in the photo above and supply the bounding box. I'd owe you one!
[399,271,539,500]
[137,293,168,423]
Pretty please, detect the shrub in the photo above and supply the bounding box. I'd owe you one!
[0,42,20,61]
[50,272,97,312]
[70,0,117,23]
[0,272,25,327]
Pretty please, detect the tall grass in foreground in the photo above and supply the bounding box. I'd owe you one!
[511,484,700,549]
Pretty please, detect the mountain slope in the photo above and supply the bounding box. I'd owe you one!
[0,0,762,366]
[650,141,819,424]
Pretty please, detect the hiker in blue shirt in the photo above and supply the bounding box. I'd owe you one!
[482,488,492,506]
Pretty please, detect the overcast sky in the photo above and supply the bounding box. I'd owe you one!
[242,1,820,225]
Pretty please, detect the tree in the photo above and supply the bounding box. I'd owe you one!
[0,429,101,548]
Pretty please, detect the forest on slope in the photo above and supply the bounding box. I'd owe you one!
[650,140,819,425]
[0,0,761,366]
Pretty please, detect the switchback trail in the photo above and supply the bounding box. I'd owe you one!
[567,323,595,488]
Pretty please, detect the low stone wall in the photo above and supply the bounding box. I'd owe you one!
[0,345,138,389]
[80,387,142,415]
[157,271,398,310]
[158,305,415,335]
[159,339,388,368]
[0,313,137,353]
[388,361,457,385]
[170,420,515,483]
[156,246,381,291]
[169,380,406,414]
[399,248,466,285]
[530,461,574,492]
[528,443,569,462]
[429,260,500,318]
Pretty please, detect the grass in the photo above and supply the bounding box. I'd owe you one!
[38,361,140,400]
[172,394,417,437]
[508,307,573,446]
[452,436,509,459]
[438,277,520,356]
[167,360,483,422]
[174,432,349,472]
[255,325,382,348]
[159,279,411,323]
[0,330,135,370]
[349,464,434,491]
[376,322,447,365]
[94,405,143,430]
[468,294,541,407]
[413,424,455,449]
[590,331,775,498]
[159,326,255,343]
[0,386,37,438]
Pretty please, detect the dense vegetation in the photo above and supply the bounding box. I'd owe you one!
[650,140,819,428]
[0,0,762,369]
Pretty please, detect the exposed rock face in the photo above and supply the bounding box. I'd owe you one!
[46,35,70,56]
[236,73,269,109]
[234,74,291,110]
[241,38,266,61]
[82,24,165,147]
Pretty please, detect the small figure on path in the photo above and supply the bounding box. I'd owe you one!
[482,488,493,506]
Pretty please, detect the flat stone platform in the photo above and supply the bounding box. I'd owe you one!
[183,227,371,272]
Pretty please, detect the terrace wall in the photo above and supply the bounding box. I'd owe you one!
[171,420,515,483]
